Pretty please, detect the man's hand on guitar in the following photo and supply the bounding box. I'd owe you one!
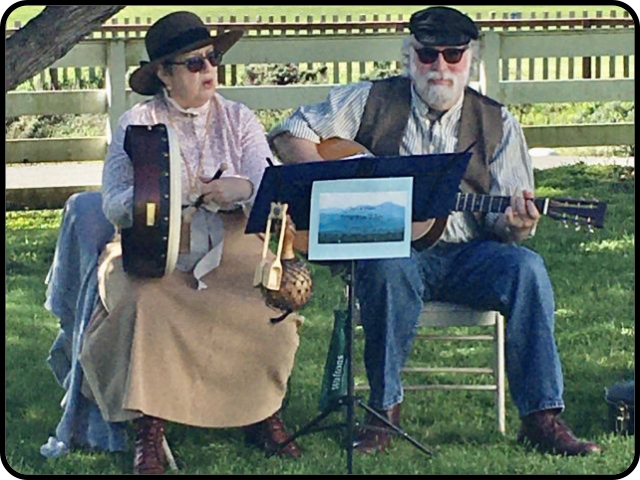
[272,133,325,164]
[497,190,540,242]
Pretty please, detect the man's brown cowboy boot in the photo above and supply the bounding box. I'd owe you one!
[243,412,302,459]
[353,404,401,453]
[517,410,602,456]
[133,416,167,474]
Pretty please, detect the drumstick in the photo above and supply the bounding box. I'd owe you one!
[202,162,229,184]
[182,162,232,224]
[193,163,230,209]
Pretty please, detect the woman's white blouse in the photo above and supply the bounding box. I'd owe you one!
[102,91,272,288]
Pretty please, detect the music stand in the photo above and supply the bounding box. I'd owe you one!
[246,151,471,473]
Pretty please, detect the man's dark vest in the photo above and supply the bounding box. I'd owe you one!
[354,76,503,195]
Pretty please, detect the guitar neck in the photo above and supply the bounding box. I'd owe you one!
[455,193,548,215]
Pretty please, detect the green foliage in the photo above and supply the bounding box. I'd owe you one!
[508,102,635,127]
[611,165,635,182]
[573,102,635,125]
[243,63,329,86]
[7,63,634,153]
[5,165,635,474]
[5,114,105,139]
[254,109,294,133]
[15,68,105,93]
[358,61,402,81]
[6,99,634,156]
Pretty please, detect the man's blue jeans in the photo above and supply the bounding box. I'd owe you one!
[355,239,565,418]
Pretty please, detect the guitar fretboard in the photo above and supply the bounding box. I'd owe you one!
[455,193,545,214]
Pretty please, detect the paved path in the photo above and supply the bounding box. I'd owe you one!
[529,155,633,171]
[6,156,634,190]
[7,161,104,189]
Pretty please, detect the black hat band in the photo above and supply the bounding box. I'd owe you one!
[150,27,212,60]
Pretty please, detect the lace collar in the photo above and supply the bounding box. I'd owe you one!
[162,88,211,117]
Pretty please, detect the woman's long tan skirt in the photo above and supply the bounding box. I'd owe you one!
[79,212,301,428]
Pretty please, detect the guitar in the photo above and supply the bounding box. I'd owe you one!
[291,138,607,253]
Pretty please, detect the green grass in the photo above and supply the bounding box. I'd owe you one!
[5,164,635,475]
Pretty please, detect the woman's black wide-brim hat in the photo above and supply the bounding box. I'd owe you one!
[129,11,244,95]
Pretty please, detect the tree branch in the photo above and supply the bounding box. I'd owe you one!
[5,5,126,93]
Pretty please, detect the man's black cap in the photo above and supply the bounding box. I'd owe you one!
[409,6,479,47]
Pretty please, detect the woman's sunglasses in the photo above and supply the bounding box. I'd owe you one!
[414,47,468,65]
[167,50,223,73]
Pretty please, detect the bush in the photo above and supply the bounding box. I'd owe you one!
[243,63,328,85]
[7,66,635,157]
[358,61,401,81]
[5,114,105,139]
[15,68,106,92]
[507,101,635,127]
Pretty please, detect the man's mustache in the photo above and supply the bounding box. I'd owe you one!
[424,71,457,84]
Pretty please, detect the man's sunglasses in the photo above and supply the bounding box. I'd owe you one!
[167,50,223,73]
[414,47,468,65]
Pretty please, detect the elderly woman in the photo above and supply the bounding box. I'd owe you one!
[61,11,301,474]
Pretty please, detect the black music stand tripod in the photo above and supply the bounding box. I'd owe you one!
[274,260,433,473]
[245,151,472,473]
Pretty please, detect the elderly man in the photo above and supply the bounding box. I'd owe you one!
[268,6,602,457]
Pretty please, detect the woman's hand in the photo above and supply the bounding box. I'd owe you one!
[495,190,540,242]
[200,177,252,209]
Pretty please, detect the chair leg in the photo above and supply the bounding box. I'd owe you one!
[495,313,506,435]
[162,436,179,472]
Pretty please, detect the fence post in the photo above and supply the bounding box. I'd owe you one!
[106,39,127,144]
[479,30,500,100]
[582,10,592,79]
[217,17,226,86]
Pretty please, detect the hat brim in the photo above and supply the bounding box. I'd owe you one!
[129,29,244,96]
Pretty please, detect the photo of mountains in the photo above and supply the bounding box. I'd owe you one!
[318,201,406,244]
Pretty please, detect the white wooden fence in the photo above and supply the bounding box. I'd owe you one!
[5,26,635,208]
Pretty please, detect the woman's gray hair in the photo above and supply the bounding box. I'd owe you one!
[160,58,177,75]
[400,35,480,81]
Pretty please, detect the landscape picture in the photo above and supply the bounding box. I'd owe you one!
[308,177,413,261]
[318,193,406,244]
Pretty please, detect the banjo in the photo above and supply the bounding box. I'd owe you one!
[121,124,182,278]
[291,137,607,254]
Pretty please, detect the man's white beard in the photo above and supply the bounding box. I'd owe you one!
[411,66,470,111]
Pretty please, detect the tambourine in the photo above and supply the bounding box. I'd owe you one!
[121,124,182,278]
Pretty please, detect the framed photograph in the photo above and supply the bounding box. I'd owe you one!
[308,177,413,261]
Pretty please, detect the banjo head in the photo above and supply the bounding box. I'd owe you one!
[121,123,182,278]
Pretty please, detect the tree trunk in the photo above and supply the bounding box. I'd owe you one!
[5,5,126,93]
